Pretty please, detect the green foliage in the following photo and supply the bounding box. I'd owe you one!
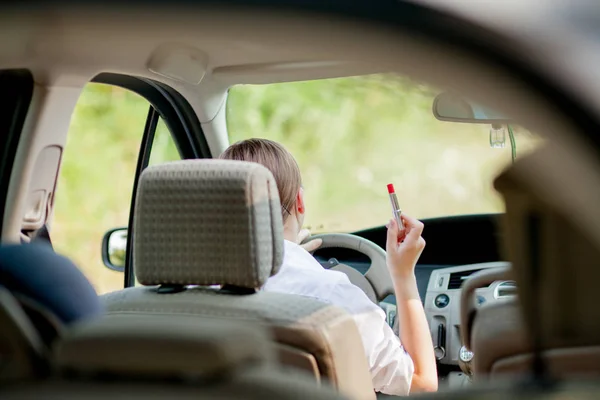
[227,74,541,232]
[53,83,180,294]
[149,119,180,166]
[109,249,126,268]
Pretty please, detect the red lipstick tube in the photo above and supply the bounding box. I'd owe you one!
[387,184,405,231]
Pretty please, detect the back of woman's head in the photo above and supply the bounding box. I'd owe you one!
[219,138,302,222]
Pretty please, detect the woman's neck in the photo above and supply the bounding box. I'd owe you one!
[283,217,299,242]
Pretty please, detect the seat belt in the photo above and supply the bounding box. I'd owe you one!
[28,225,53,250]
[24,199,54,249]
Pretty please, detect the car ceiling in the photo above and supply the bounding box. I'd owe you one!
[2,1,600,248]
[0,8,391,122]
[1,1,598,123]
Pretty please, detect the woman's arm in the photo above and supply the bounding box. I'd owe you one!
[386,215,438,393]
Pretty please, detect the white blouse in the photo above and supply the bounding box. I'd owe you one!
[262,240,414,396]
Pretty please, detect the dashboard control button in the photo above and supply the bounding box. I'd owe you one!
[476,295,486,305]
[434,346,446,360]
[327,258,340,268]
[387,309,396,329]
[434,294,450,308]
[459,346,474,363]
[434,323,446,360]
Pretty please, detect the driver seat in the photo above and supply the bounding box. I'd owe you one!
[101,160,375,400]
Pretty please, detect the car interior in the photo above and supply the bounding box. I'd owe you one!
[2,1,600,399]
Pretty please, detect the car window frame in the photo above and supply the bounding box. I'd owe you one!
[91,73,211,287]
[0,69,34,233]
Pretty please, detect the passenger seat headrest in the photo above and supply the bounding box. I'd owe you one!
[134,160,284,288]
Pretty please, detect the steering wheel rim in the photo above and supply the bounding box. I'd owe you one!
[303,233,394,302]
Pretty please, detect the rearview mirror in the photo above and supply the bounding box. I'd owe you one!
[432,92,512,124]
[101,227,127,272]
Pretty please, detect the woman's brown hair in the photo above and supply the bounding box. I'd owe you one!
[219,138,302,222]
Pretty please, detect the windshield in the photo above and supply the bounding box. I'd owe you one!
[226,74,542,233]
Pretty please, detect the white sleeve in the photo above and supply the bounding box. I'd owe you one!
[330,282,414,396]
[353,310,414,395]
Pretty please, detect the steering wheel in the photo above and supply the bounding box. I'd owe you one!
[303,233,394,304]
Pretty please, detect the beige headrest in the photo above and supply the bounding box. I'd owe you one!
[133,160,284,288]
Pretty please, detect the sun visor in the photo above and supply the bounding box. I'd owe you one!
[147,43,208,85]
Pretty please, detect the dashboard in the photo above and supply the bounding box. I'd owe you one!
[424,262,513,366]
[315,252,515,367]
[311,213,511,379]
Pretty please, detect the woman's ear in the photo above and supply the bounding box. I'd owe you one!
[296,188,305,215]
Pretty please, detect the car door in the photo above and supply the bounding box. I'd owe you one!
[1,72,211,294]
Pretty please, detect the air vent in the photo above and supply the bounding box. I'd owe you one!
[448,269,483,290]
[495,281,517,298]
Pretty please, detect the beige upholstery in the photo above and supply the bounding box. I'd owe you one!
[459,267,514,352]
[495,144,600,349]
[470,300,528,375]
[4,313,349,400]
[103,160,375,400]
[0,286,47,382]
[134,160,283,287]
[413,381,600,400]
[2,373,349,400]
[492,347,600,378]
[468,299,600,380]
[55,314,273,377]
[460,145,600,381]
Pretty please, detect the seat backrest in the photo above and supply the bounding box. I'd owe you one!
[0,243,103,381]
[102,160,375,400]
[0,285,47,381]
[2,312,350,400]
[461,143,600,380]
[0,244,348,400]
[53,314,275,377]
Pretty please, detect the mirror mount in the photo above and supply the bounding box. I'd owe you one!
[489,124,507,148]
[488,124,517,163]
[507,124,517,163]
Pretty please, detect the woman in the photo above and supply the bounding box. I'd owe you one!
[220,138,437,395]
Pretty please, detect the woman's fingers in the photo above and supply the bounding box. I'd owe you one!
[401,214,424,245]
[301,238,323,252]
[298,228,322,252]
[297,228,311,244]
[386,218,399,252]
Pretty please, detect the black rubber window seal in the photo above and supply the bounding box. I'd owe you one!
[91,73,212,287]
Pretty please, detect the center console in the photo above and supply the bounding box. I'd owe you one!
[424,261,513,366]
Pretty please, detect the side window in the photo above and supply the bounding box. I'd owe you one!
[52,82,180,295]
[149,119,181,166]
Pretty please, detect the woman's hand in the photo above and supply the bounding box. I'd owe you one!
[386,214,438,393]
[297,228,323,252]
[386,214,426,279]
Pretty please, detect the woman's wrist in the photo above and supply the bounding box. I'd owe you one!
[391,273,420,300]
[389,269,417,282]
